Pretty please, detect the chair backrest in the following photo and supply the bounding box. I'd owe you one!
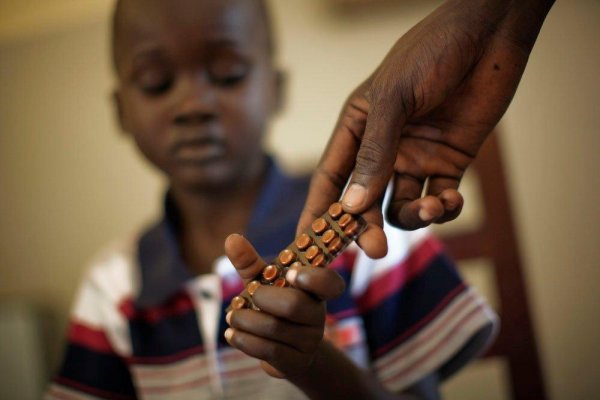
[438,132,547,400]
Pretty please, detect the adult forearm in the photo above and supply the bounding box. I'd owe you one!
[449,0,555,51]
[499,0,555,52]
[394,0,555,65]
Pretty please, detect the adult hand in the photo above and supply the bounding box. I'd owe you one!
[297,0,554,258]
[223,234,345,378]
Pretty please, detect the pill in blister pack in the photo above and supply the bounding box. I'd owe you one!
[228,202,367,311]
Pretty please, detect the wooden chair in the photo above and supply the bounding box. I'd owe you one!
[438,132,547,400]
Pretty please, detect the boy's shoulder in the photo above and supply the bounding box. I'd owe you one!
[78,229,144,304]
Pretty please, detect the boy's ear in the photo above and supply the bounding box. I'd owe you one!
[112,89,130,135]
[271,69,286,115]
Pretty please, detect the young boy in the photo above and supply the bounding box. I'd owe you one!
[47,0,497,398]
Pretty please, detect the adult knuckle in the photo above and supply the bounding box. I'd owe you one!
[314,164,347,193]
[379,70,416,107]
[355,137,388,176]
[388,204,423,231]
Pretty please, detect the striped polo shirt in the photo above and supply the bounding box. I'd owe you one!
[47,159,497,399]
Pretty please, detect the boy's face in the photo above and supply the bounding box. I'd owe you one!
[113,0,281,192]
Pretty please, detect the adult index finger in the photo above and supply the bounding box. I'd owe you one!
[296,88,369,236]
[341,84,403,216]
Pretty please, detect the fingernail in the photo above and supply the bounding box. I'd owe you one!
[419,208,433,222]
[342,184,366,210]
[224,328,234,342]
[226,311,232,325]
[286,268,298,285]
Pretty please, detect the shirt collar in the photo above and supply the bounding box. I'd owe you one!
[135,156,310,308]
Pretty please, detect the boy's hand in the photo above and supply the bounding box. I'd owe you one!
[223,234,345,378]
[297,0,554,258]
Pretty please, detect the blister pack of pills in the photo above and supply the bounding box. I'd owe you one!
[229,202,367,311]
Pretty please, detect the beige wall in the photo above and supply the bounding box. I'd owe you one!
[0,1,598,399]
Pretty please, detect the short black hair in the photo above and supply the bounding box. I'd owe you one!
[110,0,276,72]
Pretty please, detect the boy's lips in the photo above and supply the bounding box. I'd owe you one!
[170,135,227,164]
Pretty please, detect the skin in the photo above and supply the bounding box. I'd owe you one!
[297,0,555,259]
[113,0,282,275]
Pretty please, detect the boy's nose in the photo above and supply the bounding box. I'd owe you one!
[173,74,217,125]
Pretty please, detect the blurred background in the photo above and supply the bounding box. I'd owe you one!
[0,0,598,399]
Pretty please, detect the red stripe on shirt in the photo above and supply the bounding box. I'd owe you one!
[357,237,443,313]
[118,292,195,324]
[222,278,245,300]
[329,322,363,348]
[329,308,359,320]
[373,283,466,358]
[67,321,113,354]
[374,285,469,365]
[382,303,485,385]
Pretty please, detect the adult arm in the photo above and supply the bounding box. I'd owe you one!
[297,0,555,258]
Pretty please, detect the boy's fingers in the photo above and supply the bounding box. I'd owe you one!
[224,328,314,376]
[227,309,323,354]
[224,234,266,285]
[252,286,324,326]
[260,361,286,379]
[285,265,346,301]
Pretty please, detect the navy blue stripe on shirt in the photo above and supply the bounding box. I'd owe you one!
[362,254,464,358]
[57,343,137,399]
[128,308,204,361]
